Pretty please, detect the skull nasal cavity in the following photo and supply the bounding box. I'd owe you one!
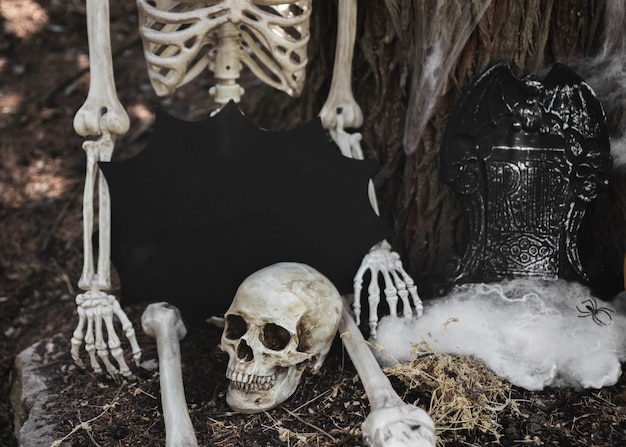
[237,340,254,362]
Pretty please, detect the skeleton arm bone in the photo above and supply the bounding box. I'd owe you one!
[73,0,129,138]
[339,298,436,447]
[142,303,198,447]
[320,0,423,338]
[142,304,198,447]
[319,0,363,130]
[71,0,141,375]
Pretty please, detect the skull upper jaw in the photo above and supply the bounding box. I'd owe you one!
[226,362,308,413]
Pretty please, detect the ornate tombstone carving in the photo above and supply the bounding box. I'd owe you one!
[440,63,612,285]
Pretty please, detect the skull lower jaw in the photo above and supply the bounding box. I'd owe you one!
[226,364,306,413]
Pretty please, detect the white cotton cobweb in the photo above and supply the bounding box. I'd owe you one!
[375,279,626,391]
[576,2,626,166]
[403,0,492,156]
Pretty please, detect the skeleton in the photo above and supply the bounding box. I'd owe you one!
[71,0,431,445]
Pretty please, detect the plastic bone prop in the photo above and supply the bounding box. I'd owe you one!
[142,303,198,447]
[318,0,423,338]
[137,0,311,103]
[71,0,141,376]
[220,263,343,413]
[339,297,436,447]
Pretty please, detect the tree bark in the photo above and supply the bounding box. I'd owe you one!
[246,0,624,297]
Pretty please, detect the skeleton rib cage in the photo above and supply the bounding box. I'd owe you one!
[138,0,311,97]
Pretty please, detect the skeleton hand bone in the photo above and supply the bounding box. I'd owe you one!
[142,302,198,447]
[339,297,435,447]
[70,277,141,376]
[354,241,424,338]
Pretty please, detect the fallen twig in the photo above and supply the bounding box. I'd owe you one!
[50,383,125,447]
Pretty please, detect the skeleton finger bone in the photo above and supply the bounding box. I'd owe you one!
[142,303,198,447]
[339,297,435,447]
[71,305,87,368]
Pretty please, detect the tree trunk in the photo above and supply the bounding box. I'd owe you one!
[247,0,625,297]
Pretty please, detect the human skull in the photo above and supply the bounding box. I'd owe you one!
[220,262,342,413]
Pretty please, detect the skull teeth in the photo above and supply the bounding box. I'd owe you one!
[226,368,277,392]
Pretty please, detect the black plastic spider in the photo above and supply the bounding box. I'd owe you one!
[576,298,614,326]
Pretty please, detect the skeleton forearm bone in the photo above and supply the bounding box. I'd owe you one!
[339,298,435,447]
[71,0,141,375]
[142,303,198,447]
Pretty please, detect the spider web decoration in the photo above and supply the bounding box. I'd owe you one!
[375,279,626,391]
[403,0,492,157]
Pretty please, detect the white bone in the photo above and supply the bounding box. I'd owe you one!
[73,0,129,137]
[221,263,342,413]
[328,116,380,215]
[142,303,198,447]
[71,277,141,376]
[137,0,311,100]
[71,0,141,375]
[78,135,114,290]
[319,0,363,130]
[318,0,423,338]
[339,297,436,447]
[354,241,424,338]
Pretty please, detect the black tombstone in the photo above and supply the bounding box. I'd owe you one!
[439,63,618,293]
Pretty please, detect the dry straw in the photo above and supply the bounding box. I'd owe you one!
[384,340,518,444]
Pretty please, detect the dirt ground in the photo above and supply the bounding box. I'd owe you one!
[1,1,625,446]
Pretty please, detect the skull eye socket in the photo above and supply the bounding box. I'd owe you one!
[261,323,291,351]
[224,314,247,339]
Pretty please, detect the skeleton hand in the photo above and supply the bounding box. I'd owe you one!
[354,241,423,338]
[362,404,436,447]
[71,277,141,376]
